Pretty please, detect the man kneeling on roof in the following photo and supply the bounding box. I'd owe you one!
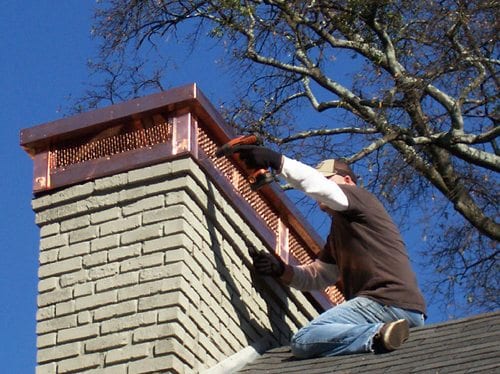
[231,145,427,358]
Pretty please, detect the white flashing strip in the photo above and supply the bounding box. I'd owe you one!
[201,339,270,374]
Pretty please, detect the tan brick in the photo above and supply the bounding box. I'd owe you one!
[116,279,167,302]
[59,241,90,260]
[93,300,137,322]
[40,223,60,238]
[95,272,138,292]
[85,332,129,353]
[37,314,77,334]
[50,182,94,205]
[138,290,189,313]
[69,225,98,244]
[198,302,220,332]
[37,333,57,349]
[39,248,59,264]
[83,251,108,268]
[118,185,147,203]
[60,215,90,233]
[37,342,80,364]
[36,362,57,374]
[132,322,187,344]
[200,276,222,305]
[90,235,119,253]
[154,338,196,364]
[99,215,141,236]
[57,353,101,373]
[142,204,187,225]
[137,262,186,283]
[120,224,163,245]
[60,269,89,287]
[39,233,68,251]
[94,173,128,191]
[142,234,192,254]
[88,263,119,281]
[157,310,197,341]
[120,253,164,273]
[35,201,80,225]
[128,355,188,374]
[55,300,75,317]
[210,331,232,357]
[90,206,121,224]
[191,245,216,279]
[75,290,117,311]
[30,152,323,374]
[198,333,223,362]
[78,310,92,325]
[107,243,141,263]
[39,257,82,279]
[127,161,173,183]
[73,282,93,298]
[86,364,128,374]
[57,324,99,344]
[105,343,150,365]
[122,195,164,216]
[157,306,183,324]
[38,277,58,293]
[100,311,156,335]
[38,288,73,307]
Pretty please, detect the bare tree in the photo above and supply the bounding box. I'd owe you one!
[84,0,499,315]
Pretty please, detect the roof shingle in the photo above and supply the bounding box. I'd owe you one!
[238,311,500,373]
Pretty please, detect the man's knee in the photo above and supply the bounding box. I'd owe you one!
[290,328,316,359]
[290,335,308,358]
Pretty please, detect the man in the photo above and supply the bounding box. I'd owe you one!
[231,145,426,358]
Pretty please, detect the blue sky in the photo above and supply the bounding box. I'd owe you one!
[1,2,450,372]
[0,3,96,371]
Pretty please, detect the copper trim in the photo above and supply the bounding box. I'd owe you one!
[33,151,50,191]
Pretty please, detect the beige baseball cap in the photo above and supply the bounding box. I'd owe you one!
[315,159,357,183]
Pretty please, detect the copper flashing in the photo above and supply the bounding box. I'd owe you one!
[21,83,344,309]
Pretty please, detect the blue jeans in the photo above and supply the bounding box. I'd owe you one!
[290,297,425,358]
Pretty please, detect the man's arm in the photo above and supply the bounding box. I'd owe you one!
[280,156,349,212]
[281,260,340,291]
[226,146,348,212]
[251,251,339,291]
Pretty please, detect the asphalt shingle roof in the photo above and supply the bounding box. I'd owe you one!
[238,311,500,373]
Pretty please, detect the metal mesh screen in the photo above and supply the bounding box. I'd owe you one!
[198,126,279,232]
[49,119,172,170]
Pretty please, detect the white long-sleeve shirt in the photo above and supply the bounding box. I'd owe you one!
[279,156,345,291]
[280,156,349,211]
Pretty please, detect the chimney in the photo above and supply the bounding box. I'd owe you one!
[21,84,343,373]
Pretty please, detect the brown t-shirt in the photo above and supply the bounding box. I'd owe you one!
[319,184,427,315]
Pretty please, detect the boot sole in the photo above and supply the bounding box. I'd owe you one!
[383,319,410,351]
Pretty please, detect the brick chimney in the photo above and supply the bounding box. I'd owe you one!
[21,84,343,373]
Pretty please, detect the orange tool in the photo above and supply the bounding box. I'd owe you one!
[215,134,274,190]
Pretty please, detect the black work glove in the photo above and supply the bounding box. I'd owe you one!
[250,249,285,277]
[232,145,283,171]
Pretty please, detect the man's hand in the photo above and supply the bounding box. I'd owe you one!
[250,250,285,277]
[232,145,283,171]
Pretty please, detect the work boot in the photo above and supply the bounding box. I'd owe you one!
[373,319,410,353]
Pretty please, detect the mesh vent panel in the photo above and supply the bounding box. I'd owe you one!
[50,119,171,170]
[198,127,279,232]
